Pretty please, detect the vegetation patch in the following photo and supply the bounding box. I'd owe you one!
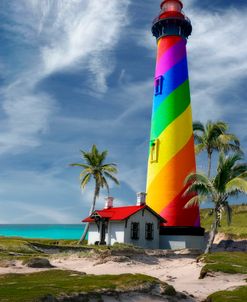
[0,237,37,254]
[206,286,247,302]
[0,270,162,302]
[198,252,247,278]
[201,204,247,239]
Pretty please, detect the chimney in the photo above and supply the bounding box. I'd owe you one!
[136,192,147,206]
[104,197,114,209]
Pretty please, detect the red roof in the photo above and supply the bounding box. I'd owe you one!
[82,205,166,223]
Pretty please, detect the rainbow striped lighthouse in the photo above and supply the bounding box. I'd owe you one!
[146,0,204,248]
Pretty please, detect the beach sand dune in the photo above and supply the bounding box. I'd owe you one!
[51,255,246,301]
[0,254,246,302]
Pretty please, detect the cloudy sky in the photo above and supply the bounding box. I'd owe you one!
[0,0,246,224]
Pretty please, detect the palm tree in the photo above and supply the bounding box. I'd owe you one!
[193,121,241,177]
[70,144,119,244]
[184,152,247,253]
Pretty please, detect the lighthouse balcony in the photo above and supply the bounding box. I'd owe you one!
[152,16,192,40]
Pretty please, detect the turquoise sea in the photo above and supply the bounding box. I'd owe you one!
[0,224,86,240]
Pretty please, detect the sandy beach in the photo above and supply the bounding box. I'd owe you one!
[0,252,246,302]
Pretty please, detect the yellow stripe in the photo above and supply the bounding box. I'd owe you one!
[146,105,193,188]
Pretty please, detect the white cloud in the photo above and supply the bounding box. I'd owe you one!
[187,7,247,123]
[0,0,130,154]
[0,77,54,153]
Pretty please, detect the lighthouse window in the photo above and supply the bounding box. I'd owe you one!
[150,139,159,163]
[154,76,163,96]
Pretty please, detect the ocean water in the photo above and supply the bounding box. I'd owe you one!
[0,224,85,240]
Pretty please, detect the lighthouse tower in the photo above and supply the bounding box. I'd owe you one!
[146,0,204,249]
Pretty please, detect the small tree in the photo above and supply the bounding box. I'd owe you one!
[193,121,241,177]
[70,145,119,244]
[184,152,247,253]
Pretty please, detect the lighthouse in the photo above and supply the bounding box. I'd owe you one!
[146,0,204,249]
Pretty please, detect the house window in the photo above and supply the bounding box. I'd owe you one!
[131,222,139,240]
[145,223,154,240]
[154,76,163,96]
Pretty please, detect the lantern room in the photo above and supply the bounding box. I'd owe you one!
[159,0,185,20]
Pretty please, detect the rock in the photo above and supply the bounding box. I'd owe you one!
[174,249,202,256]
[108,256,130,263]
[24,258,54,268]
[199,267,208,279]
[151,283,176,297]
[217,240,234,249]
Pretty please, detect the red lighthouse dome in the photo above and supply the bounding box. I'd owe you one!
[159,0,184,20]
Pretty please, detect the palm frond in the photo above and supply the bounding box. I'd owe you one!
[102,164,118,173]
[80,173,91,189]
[215,152,245,191]
[185,172,211,186]
[101,176,110,195]
[195,143,205,155]
[184,195,207,208]
[70,163,90,169]
[231,163,247,179]
[193,121,205,132]
[104,171,120,185]
[206,121,228,141]
[219,133,239,144]
[225,177,247,194]
[184,183,212,197]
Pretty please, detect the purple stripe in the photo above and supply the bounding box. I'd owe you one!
[194,215,201,227]
[155,39,186,78]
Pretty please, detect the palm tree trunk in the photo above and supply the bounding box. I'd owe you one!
[207,152,212,178]
[204,211,218,254]
[78,186,98,244]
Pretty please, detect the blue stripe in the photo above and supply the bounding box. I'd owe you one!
[153,57,189,114]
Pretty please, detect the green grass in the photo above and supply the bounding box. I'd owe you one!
[0,270,161,302]
[200,204,247,239]
[0,237,38,254]
[199,252,247,278]
[206,286,247,302]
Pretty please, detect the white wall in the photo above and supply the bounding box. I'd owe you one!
[87,223,100,245]
[106,221,125,245]
[125,209,160,249]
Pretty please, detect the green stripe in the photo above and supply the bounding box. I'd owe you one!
[151,80,191,140]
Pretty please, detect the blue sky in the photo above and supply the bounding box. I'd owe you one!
[0,0,246,224]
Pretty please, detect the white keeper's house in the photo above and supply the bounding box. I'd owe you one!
[82,193,166,249]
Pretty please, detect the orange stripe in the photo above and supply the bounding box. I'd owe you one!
[157,36,182,63]
[146,135,196,214]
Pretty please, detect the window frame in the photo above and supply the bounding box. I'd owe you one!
[145,223,154,241]
[150,139,159,163]
[131,222,140,240]
[154,75,163,96]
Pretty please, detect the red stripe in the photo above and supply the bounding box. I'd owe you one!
[156,36,182,64]
[160,186,200,227]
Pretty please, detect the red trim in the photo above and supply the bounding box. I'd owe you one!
[159,11,185,20]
